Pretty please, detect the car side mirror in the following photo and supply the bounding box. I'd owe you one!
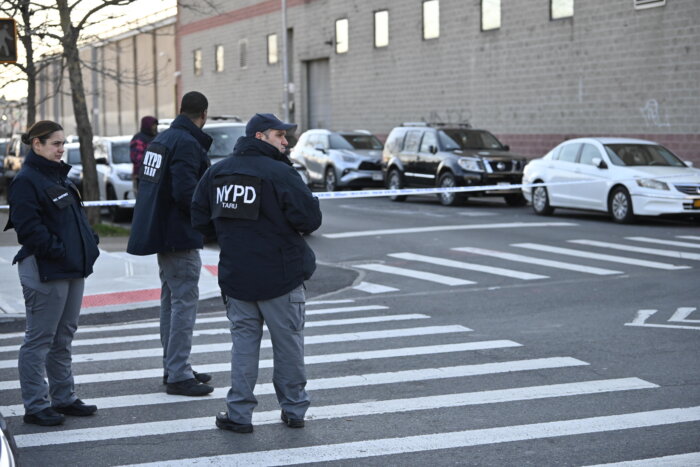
[314,144,327,154]
[592,157,608,169]
[96,156,108,165]
[684,160,694,168]
[429,145,438,154]
[503,144,510,151]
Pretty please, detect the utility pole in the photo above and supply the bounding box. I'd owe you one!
[281,0,290,122]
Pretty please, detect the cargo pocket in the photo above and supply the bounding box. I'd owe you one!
[288,286,306,331]
[18,256,53,314]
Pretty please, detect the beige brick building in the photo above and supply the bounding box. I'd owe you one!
[177,0,700,163]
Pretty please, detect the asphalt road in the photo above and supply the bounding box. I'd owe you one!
[1,194,698,466]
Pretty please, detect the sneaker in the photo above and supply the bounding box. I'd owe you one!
[53,399,97,417]
[23,407,65,426]
[166,378,214,396]
[163,371,212,385]
[215,412,253,433]
[281,410,305,428]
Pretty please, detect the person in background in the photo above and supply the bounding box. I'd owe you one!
[5,120,100,426]
[130,115,158,196]
[192,113,322,433]
[127,92,214,397]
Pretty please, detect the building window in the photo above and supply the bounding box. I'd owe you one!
[215,45,224,72]
[335,18,349,54]
[634,0,665,9]
[374,10,389,48]
[481,0,501,31]
[193,49,202,76]
[267,34,278,64]
[423,0,439,40]
[239,39,248,69]
[551,0,574,20]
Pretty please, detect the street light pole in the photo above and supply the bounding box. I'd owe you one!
[281,0,290,122]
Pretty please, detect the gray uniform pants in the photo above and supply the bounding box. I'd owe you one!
[157,249,201,383]
[225,285,309,424]
[18,255,84,414]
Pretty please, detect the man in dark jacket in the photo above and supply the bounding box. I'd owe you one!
[130,115,158,194]
[127,91,214,397]
[192,113,322,433]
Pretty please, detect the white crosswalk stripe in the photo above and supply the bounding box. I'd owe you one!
[626,236,700,249]
[389,252,548,280]
[452,246,623,275]
[353,281,399,294]
[676,235,700,241]
[124,406,700,467]
[0,357,589,416]
[512,243,691,270]
[569,239,700,261]
[354,263,475,285]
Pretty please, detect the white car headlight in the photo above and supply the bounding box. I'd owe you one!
[117,172,133,181]
[636,179,669,190]
[341,154,357,163]
[458,157,484,172]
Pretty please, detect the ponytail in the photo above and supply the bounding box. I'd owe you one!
[22,120,63,146]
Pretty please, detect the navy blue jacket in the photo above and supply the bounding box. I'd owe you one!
[127,115,212,255]
[5,150,100,282]
[191,137,322,301]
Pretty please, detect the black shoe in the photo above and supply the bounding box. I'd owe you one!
[166,378,214,396]
[163,371,212,385]
[215,412,253,433]
[281,410,305,428]
[23,407,65,426]
[53,399,97,417]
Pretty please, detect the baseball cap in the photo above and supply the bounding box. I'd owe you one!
[245,113,297,137]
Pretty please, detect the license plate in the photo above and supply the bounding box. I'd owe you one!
[372,173,383,181]
[694,199,700,208]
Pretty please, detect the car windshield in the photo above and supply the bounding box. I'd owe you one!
[604,144,685,167]
[112,142,131,164]
[438,129,505,151]
[330,134,383,150]
[205,126,245,157]
[66,148,82,165]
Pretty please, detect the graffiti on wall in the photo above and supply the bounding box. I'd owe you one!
[640,99,671,127]
[421,109,472,125]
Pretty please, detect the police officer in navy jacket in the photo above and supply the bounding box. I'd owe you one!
[6,120,100,426]
[192,113,322,433]
[127,91,214,397]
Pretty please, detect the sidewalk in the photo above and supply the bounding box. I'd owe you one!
[0,214,223,319]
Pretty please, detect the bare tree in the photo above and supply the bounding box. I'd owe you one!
[0,0,58,128]
[54,0,139,224]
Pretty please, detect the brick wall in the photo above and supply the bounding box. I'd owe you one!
[178,0,700,163]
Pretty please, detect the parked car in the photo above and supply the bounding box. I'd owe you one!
[382,123,528,206]
[290,129,384,191]
[62,142,84,194]
[93,135,135,221]
[0,410,18,467]
[522,137,700,223]
[3,133,30,187]
[0,137,8,174]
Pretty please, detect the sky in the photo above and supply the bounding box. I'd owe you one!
[0,0,176,101]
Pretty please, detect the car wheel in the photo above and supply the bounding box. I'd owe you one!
[609,186,635,224]
[532,185,554,215]
[504,193,527,207]
[388,169,406,202]
[437,172,462,206]
[324,167,338,192]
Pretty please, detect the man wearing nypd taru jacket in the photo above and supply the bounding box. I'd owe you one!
[192,113,322,433]
[127,91,215,397]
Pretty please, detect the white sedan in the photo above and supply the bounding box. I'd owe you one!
[522,137,700,223]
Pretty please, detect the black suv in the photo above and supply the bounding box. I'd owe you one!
[382,123,527,206]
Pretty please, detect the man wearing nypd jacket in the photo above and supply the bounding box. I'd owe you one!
[192,113,322,433]
[127,91,214,397]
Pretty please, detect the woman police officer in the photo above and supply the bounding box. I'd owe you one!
[5,120,100,426]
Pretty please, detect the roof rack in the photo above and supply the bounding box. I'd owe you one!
[401,122,472,128]
[209,115,242,122]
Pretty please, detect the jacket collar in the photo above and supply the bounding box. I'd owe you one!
[232,136,292,165]
[171,114,213,151]
[24,150,71,179]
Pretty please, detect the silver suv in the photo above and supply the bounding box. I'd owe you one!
[290,129,384,191]
[382,123,528,206]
